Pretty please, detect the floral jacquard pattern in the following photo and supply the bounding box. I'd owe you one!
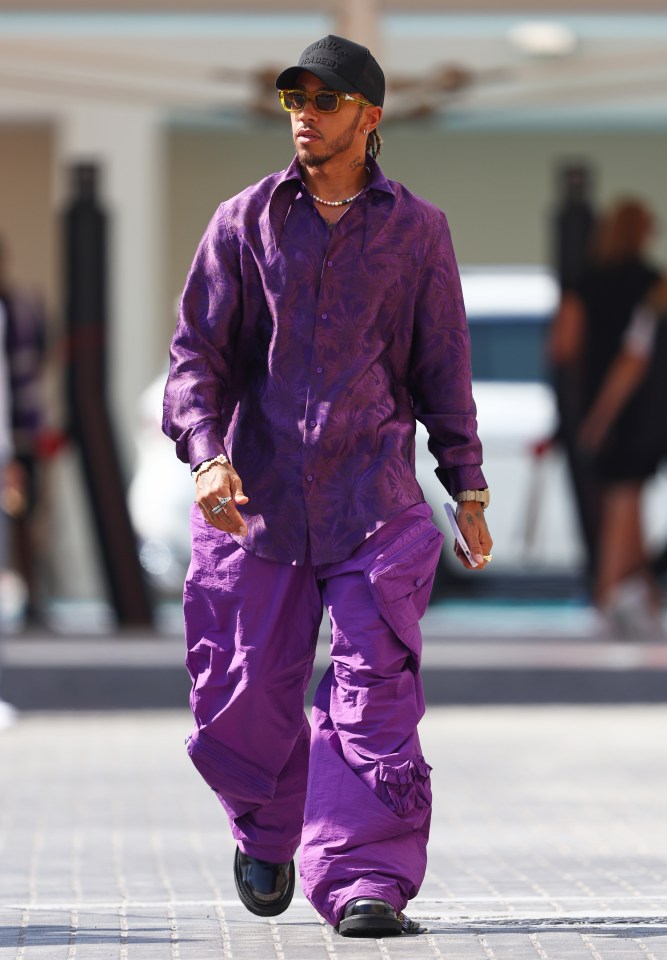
[163,155,486,566]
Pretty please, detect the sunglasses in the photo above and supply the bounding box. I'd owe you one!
[279,89,373,114]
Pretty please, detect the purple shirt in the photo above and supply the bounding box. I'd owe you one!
[163,156,486,566]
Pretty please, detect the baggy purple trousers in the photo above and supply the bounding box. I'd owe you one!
[183,501,444,927]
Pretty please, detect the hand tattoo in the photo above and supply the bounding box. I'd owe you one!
[463,506,484,527]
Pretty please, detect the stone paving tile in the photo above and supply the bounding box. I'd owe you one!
[2,707,667,958]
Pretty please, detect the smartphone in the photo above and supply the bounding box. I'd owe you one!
[444,502,479,568]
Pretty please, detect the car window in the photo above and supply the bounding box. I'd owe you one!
[468,315,550,384]
[460,268,558,385]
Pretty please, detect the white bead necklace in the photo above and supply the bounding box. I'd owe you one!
[306,187,364,207]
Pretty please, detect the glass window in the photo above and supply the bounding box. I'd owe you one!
[468,316,549,383]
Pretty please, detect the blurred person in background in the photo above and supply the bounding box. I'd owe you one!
[0,236,47,626]
[0,293,26,728]
[579,274,667,600]
[163,34,492,939]
[550,198,663,636]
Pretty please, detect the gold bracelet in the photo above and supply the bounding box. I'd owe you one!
[193,453,229,481]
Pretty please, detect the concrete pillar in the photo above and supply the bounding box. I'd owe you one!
[337,0,382,53]
[48,104,166,606]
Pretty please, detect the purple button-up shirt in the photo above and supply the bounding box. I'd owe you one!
[163,156,485,566]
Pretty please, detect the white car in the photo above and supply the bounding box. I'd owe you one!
[133,266,667,592]
[418,265,583,577]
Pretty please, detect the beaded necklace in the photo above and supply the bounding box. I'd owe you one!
[306,187,364,207]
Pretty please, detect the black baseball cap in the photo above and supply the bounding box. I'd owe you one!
[275,35,385,107]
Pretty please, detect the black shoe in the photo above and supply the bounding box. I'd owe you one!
[336,898,407,938]
[233,847,295,917]
[336,898,427,937]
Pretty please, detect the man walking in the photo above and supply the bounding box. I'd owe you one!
[163,34,492,938]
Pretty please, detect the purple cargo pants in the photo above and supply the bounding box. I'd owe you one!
[183,501,443,927]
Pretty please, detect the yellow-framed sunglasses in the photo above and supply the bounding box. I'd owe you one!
[279,89,373,114]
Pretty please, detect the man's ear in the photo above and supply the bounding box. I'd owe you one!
[363,105,383,132]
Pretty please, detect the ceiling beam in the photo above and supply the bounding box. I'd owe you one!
[2,0,667,10]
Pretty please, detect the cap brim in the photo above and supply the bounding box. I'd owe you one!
[275,65,359,96]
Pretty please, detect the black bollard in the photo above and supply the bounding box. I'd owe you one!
[554,162,597,292]
[550,161,600,583]
[64,162,153,627]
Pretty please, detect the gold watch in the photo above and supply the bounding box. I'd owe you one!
[454,488,490,509]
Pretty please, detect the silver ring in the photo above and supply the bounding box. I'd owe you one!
[217,497,233,507]
[211,503,226,515]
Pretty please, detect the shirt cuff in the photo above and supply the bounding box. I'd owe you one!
[187,435,228,473]
[436,465,487,499]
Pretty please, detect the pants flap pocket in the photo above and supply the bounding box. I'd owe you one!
[367,525,443,636]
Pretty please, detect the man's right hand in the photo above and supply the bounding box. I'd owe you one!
[195,461,249,536]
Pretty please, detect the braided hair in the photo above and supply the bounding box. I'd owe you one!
[366,128,382,159]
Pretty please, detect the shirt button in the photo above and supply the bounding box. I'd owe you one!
[321,313,328,320]
[415,577,424,587]
[327,260,333,267]
[316,366,323,374]
[309,420,317,428]
[306,474,313,482]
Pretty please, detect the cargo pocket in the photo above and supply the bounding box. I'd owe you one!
[365,522,443,664]
[377,756,433,817]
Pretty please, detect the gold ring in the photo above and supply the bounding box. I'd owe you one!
[483,554,493,563]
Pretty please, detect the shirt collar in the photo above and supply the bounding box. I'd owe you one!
[275,153,394,198]
[266,154,395,253]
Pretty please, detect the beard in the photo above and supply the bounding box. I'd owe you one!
[294,107,362,167]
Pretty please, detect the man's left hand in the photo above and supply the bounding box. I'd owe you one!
[454,502,493,570]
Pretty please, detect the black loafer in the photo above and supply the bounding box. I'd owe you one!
[233,847,295,917]
[336,898,427,937]
[336,898,403,937]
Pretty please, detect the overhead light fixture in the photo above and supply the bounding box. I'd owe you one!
[508,21,578,57]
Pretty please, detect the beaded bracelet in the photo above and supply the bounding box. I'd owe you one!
[193,453,229,481]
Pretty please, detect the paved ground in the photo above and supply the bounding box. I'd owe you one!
[2,704,667,959]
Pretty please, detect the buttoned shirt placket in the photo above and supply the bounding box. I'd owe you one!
[301,200,362,516]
